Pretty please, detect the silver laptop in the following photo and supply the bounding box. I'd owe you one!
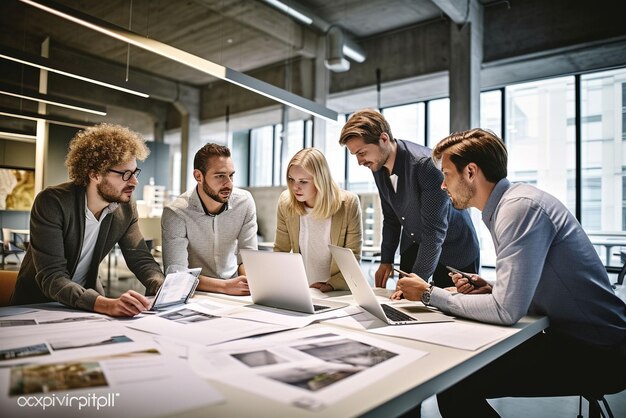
[329,245,453,325]
[240,249,349,314]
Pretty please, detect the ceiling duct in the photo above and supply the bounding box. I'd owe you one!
[325,26,350,72]
[261,0,366,72]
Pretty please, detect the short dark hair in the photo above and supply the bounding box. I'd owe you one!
[339,108,394,146]
[432,128,508,183]
[194,143,231,174]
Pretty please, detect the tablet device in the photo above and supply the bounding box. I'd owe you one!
[147,267,201,312]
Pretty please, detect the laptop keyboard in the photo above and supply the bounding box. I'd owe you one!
[381,304,416,322]
[313,304,330,312]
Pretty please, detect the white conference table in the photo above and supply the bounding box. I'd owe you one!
[166,292,548,418]
[1,293,548,418]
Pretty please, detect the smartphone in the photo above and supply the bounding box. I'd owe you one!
[445,266,475,285]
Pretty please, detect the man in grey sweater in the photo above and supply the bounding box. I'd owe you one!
[161,143,257,295]
[11,124,164,317]
[395,128,625,417]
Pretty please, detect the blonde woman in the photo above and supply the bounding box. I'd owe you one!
[274,148,362,292]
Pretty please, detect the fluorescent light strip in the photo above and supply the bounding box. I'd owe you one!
[0,107,90,128]
[264,0,313,25]
[0,51,149,98]
[0,87,107,116]
[19,0,338,122]
[0,131,37,142]
[343,43,366,63]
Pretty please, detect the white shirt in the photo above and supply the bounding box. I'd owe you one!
[72,196,118,286]
[161,187,258,279]
[299,207,332,283]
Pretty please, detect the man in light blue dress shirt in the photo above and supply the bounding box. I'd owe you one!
[395,128,625,417]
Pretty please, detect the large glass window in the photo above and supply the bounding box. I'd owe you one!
[476,90,504,266]
[276,120,306,185]
[427,98,450,146]
[581,68,626,234]
[580,68,626,266]
[480,89,502,138]
[231,130,249,187]
[382,103,425,145]
[505,77,576,211]
[326,115,347,188]
[250,125,275,186]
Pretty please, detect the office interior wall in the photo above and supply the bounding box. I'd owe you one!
[0,139,35,231]
[245,186,286,243]
[138,141,171,201]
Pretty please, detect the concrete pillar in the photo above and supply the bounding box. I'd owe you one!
[173,84,201,193]
[35,37,50,195]
[449,0,483,132]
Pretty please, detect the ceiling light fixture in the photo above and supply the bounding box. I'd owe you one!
[0,131,37,143]
[19,0,338,122]
[0,47,149,98]
[0,106,90,128]
[0,82,107,115]
[263,0,313,25]
[342,43,366,63]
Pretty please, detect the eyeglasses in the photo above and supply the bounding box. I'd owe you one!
[107,168,142,181]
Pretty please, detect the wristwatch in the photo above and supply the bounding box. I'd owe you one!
[421,283,434,306]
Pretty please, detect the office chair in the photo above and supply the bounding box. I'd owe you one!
[0,240,24,268]
[578,394,617,418]
[0,270,18,306]
[615,251,625,287]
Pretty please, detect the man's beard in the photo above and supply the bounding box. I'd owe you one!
[203,181,231,204]
[449,177,474,210]
[367,148,390,173]
[97,178,133,203]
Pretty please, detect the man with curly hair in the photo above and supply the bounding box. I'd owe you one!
[11,123,164,317]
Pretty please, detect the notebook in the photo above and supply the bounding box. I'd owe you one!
[328,245,453,325]
[145,267,202,312]
[240,249,349,314]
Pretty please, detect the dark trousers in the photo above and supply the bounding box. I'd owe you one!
[437,332,626,417]
[400,243,480,288]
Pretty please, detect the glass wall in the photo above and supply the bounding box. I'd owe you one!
[206,65,626,269]
[477,90,503,267]
[505,76,576,211]
[427,98,450,147]
[326,116,347,188]
[480,90,502,137]
[249,125,275,186]
[383,103,425,145]
[580,68,626,266]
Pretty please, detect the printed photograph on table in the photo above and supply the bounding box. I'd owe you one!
[9,361,108,396]
[0,167,35,211]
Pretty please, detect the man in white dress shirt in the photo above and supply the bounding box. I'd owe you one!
[161,143,258,295]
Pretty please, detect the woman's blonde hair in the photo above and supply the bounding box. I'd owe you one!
[285,148,342,219]
[65,123,149,186]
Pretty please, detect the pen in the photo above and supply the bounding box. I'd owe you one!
[393,268,410,277]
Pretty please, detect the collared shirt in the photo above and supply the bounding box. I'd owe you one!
[431,178,626,349]
[373,139,479,279]
[72,196,118,286]
[196,187,228,216]
[161,187,258,279]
